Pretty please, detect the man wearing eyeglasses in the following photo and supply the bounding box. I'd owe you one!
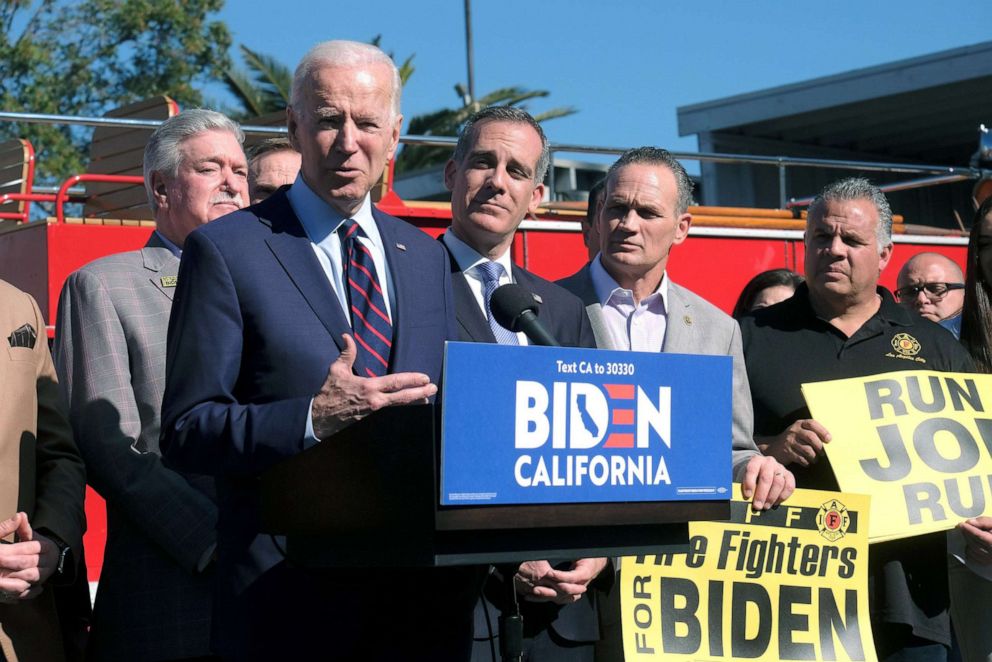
[895,252,965,338]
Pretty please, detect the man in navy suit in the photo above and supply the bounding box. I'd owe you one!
[161,40,478,661]
[439,105,606,662]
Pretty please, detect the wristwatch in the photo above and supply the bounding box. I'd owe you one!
[53,538,72,578]
[39,531,73,581]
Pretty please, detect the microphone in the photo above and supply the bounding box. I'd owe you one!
[491,284,560,347]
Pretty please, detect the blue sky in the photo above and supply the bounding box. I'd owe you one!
[216,0,990,169]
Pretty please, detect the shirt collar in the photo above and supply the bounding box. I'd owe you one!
[876,286,913,326]
[443,229,516,281]
[286,173,378,245]
[152,230,182,258]
[589,255,669,310]
[793,282,912,327]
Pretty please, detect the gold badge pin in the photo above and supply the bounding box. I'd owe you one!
[891,332,921,357]
[160,276,178,288]
[683,315,693,326]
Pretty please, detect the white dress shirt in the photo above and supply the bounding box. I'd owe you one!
[286,173,395,319]
[442,230,527,345]
[589,255,669,352]
[286,174,397,442]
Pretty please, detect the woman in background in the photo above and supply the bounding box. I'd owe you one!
[732,268,804,319]
[950,195,992,662]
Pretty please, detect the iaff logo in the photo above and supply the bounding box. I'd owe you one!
[816,499,850,542]
[514,381,671,450]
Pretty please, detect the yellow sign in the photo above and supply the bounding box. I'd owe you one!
[803,370,992,542]
[621,487,874,661]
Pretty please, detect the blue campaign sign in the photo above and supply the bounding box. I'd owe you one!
[440,342,732,506]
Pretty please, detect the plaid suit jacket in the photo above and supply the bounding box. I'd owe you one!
[54,234,217,661]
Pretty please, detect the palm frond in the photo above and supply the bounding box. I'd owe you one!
[398,54,415,86]
[221,66,265,118]
[533,107,577,122]
[240,45,292,107]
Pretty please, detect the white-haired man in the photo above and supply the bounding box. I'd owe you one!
[55,108,248,661]
[160,41,478,660]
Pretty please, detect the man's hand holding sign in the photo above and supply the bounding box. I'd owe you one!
[756,419,832,469]
[959,516,992,565]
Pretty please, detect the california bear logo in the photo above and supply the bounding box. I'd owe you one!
[891,332,921,357]
[816,499,850,542]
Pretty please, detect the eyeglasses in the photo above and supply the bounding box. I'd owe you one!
[894,282,964,302]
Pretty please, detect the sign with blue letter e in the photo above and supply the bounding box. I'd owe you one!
[440,342,732,506]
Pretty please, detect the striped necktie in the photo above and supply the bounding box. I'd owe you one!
[339,219,393,376]
[475,260,519,345]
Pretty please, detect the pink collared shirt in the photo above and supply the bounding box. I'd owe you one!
[589,256,669,352]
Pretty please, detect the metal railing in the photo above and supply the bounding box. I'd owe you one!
[2,109,989,213]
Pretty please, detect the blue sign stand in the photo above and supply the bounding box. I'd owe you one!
[441,342,732,506]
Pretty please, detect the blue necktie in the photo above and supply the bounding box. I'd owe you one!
[339,219,393,376]
[476,261,519,346]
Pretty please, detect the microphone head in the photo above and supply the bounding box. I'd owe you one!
[491,284,539,332]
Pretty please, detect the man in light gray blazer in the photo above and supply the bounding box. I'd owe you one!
[54,109,249,661]
[558,146,793,497]
[558,146,795,661]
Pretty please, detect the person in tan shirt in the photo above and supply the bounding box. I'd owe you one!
[0,279,86,662]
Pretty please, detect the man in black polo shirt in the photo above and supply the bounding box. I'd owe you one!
[740,177,972,661]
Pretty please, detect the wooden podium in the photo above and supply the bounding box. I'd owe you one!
[260,404,728,567]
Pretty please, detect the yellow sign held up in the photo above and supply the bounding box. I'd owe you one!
[621,487,874,661]
[803,370,992,542]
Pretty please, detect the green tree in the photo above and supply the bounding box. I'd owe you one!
[0,0,231,181]
[394,84,576,174]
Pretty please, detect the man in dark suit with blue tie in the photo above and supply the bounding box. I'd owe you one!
[439,105,606,662]
[160,40,478,661]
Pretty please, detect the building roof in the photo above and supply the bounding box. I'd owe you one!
[677,41,992,165]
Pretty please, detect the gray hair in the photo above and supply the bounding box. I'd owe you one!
[290,40,401,117]
[143,109,244,212]
[807,177,893,250]
[452,106,551,184]
[606,147,695,216]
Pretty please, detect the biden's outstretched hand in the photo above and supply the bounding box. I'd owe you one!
[311,334,437,439]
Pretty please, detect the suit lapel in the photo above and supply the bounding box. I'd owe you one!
[662,282,694,353]
[142,233,179,301]
[440,234,496,343]
[263,195,351,354]
[569,265,614,350]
